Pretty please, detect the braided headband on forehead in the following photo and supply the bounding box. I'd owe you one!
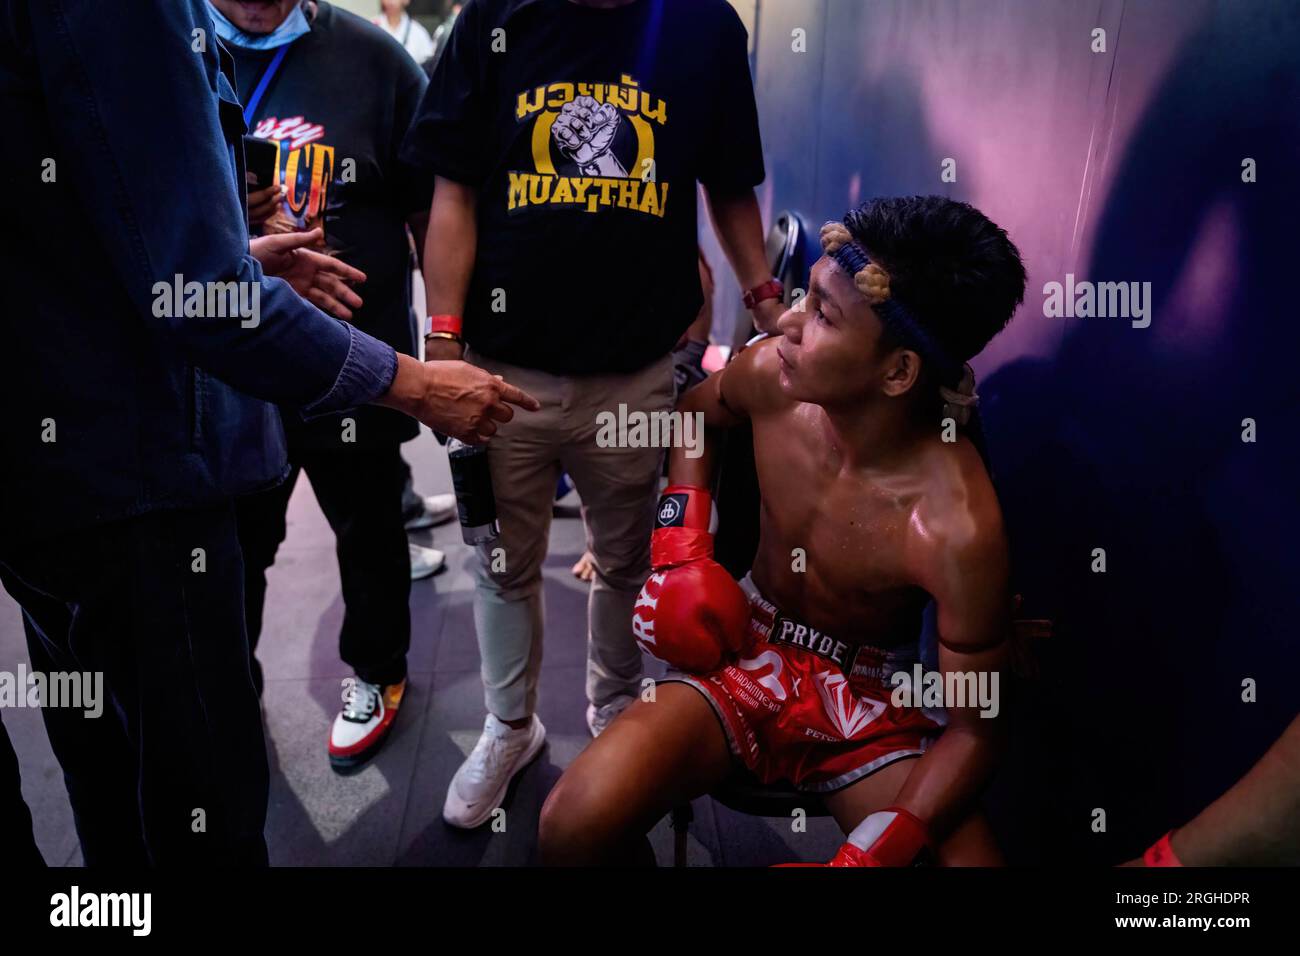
[819,222,978,425]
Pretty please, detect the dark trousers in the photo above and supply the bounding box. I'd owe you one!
[398,453,422,520]
[0,714,44,866]
[236,445,411,691]
[0,503,269,866]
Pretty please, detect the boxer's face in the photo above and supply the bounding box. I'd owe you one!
[775,257,898,408]
[210,0,300,33]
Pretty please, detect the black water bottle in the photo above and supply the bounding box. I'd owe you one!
[447,439,499,544]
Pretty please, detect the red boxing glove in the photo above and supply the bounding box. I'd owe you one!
[632,486,750,674]
[776,807,931,867]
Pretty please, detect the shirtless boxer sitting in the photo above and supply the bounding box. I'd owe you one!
[538,196,1026,866]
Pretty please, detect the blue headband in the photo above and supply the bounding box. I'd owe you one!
[828,238,962,385]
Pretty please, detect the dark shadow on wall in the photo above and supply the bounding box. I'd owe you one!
[818,61,946,212]
[980,0,1300,864]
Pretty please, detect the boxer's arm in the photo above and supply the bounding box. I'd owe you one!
[667,336,778,487]
[893,510,1011,842]
[667,371,735,489]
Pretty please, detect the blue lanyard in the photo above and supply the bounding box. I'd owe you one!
[242,43,292,126]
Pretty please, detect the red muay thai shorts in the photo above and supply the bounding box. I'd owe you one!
[667,574,945,793]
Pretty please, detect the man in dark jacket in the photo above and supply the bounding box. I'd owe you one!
[0,0,535,864]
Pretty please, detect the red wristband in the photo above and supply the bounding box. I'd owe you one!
[1142,830,1183,867]
[742,278,784,310]
[427,314,463,337]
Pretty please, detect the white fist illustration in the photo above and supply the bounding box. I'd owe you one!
[552,96,627,176]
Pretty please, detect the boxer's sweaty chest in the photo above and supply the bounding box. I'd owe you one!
[750,419,929,647]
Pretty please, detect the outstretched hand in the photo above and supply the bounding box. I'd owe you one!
[251,228,366,320]
[376,353,541,444]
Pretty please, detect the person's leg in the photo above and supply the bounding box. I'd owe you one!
[928,812,1003,865]
[539,682,732,865]
[821,757,1004,865]
[299,447,411,686]
[398,453,421,519]
[0,713,44,866]
[441,356,563,827]
[474,434,558,721]
[233,466,298,696]
[466,352,565,724]
[297,447,414,770]
[1,505,269,865]
[561,355,675,713]
[132,504,271,864]
[400,451,458,531]
[2,555,149,865]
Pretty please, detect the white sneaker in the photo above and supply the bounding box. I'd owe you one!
[410,542,445,580]
[586,694,636,738]
[443,714,546,829]
[404,493,458,531]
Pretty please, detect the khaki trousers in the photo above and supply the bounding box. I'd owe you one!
[466,349,674,720]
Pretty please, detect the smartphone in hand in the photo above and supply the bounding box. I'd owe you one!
[243,135,280,190]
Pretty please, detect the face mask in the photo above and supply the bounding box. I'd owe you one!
[206,1,311,50]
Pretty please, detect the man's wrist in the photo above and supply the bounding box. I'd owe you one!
[374,352,424,415]
[424,335,465,361]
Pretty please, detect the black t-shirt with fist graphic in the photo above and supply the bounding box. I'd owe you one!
[402,0,765,376]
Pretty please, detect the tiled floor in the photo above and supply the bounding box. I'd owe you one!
[3,432,844,867]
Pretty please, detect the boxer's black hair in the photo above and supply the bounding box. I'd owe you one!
[843,196,1026,369]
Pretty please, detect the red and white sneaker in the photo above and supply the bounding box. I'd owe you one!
[328,676,406,773]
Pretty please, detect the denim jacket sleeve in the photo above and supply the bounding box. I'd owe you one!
[27,0,396,414]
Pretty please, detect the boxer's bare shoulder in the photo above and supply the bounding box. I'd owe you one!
[903,433,1004,553]
[715,335,794,421]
